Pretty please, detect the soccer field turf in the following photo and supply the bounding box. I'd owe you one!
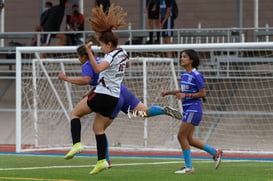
[0,154,273,181]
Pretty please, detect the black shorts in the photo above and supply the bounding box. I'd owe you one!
[87,92,118,117]
[148,4,159,19]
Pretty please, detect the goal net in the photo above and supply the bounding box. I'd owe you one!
[15,46,179,152]
[16,43,273,154]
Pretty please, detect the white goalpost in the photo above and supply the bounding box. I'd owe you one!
[15,46,180,153]
[16,43,273,154]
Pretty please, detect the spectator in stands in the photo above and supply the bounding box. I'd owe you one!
[66,4,84,45]
[145,0,160,44]
[44,1,53,11]
[160,0,174,57]
[41,0,69,47]
[32,1,53,46]
[95,0,110,13]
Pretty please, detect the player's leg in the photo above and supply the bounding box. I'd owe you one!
[89,113,111,175]
[89,94,118,175]
[64,96,92,160]
[120,83,181,119]
[128,102,182,120]
[104,94,126,167]
[187,112,223,169]
[175,121,195,174]
[104,119,113,167]
[147,104,181,119]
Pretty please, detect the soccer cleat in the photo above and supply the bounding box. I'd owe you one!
[128,107,147,119]
[89,159,109,175]
[174,167,195,174]
[163,106,182,120]
[64,142,84,160]
[213,149,223,169]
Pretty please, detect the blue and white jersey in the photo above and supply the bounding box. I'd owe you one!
[95,48,129,98]
[82,57,101,86]
[180,68,204,113]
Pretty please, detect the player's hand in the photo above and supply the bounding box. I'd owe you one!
[83,88,95,98]
[82,92,88,98]
[176,93,185,99]
[58,72,66,81]
[161,90,168,97]
[86,41,93,50]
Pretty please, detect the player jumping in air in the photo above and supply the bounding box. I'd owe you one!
[60,43,181,174]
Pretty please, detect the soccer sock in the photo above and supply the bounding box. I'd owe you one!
[182,150,192,169]
[148,105,165,117]
[95,134,107,160]
[203,144,217,156]
[105,135,110,162]
[70,118,81,145]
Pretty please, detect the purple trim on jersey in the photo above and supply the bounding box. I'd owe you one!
[180,69,204,113]
[110,84,140,118]
[81,58,101,86]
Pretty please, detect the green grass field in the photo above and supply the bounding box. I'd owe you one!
[0,154,273,181]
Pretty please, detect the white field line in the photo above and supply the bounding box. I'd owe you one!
[0,159,256,171]
[0,177,75,181]
[0,161,185,171]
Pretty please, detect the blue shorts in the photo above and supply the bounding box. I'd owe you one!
[182,111,202,126]
[110,84,140,119]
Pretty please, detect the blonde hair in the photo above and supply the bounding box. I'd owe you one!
[88,4,127,47]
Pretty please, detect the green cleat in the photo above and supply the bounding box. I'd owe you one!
[89,159,109,175]
[64,142,84,160]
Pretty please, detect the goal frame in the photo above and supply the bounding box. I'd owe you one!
[15,46,180,153]
[16,42,273,154]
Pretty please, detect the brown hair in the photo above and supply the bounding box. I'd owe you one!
[88,4,127,47]
[77,45,88,57]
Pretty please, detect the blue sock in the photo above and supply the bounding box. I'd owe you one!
[105,136,110,162]
[203,144,216,156]
[182,150,192,169]
[148,106,165,116]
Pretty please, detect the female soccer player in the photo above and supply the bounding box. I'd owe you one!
[161,49,223,174]
[61,4,129,175]
[60,44,182,172]
[58,45,100,87]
